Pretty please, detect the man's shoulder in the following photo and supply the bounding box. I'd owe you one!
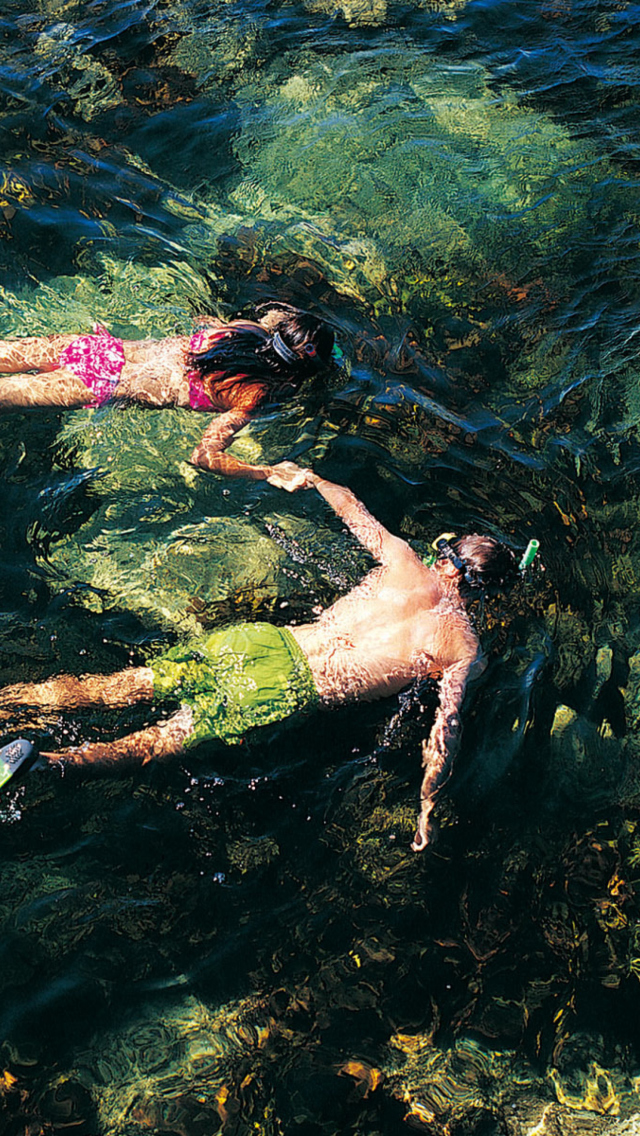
[383,543,440,588]
[429,602,482,664]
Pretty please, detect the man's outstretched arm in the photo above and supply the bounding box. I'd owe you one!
[308,474,417,566]
[412,659,479,851]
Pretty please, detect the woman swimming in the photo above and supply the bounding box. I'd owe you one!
[0,304,335,486]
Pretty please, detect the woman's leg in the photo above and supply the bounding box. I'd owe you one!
[0,368,95,408]
[0,667,155,718]
[0,336,77,373]
[42,706,194,767]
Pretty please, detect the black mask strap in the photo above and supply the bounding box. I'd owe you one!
[435,536,465,574]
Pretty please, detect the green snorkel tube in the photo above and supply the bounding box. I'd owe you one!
[519,538,540,573]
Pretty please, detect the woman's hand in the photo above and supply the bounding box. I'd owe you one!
[266,461,315,492]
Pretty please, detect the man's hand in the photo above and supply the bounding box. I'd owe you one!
[266,461,314,492]
[411,806,437,852]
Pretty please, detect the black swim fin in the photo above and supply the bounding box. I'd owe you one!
[0,739,35,789]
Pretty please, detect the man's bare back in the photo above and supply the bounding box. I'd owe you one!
[289,475,482,705]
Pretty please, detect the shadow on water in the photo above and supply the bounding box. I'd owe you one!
[1,0,640,1132]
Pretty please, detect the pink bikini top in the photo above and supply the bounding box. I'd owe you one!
[187,326,267,413]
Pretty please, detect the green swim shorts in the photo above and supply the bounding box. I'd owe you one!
[151,622,319,748]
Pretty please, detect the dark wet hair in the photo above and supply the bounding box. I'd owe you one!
[445,534,519,595]
[188,308,335,404]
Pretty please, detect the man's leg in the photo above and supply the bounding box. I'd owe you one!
[0,667,155,719]
[42,706,194,767]
[0,662,192,771]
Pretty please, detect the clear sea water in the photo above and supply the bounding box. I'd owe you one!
[1,0,640,1132]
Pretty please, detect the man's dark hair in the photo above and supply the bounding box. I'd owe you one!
[449,534,519,595]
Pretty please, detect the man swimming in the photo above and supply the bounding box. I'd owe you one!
[0,472,520,850]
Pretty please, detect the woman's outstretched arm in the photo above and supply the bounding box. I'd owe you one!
[189,410,313,490]
[189,409,269,478]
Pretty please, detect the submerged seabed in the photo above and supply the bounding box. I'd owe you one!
[1,0,640,1132]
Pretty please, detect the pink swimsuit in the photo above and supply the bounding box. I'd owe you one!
[59,325,126,407]
[187,328,227,410]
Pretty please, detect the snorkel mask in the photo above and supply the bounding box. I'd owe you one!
[432,533,477,588]
[272,332,345,370]
[271,330,299,365]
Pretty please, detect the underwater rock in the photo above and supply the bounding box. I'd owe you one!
[545,606,595,691]
[46,500,294,637]
[0,257,215,341]
[227,833,280,875]
[95,36,631,418]
[623,651,640,734]
[551,704,578,736]
[383,1031,543,1134]
[2,32,634,420]
[34,24,123,121]
[26,356,366,635]
[166,24,261,88]
[549,1060,620,1117]
[503,1100,640,1136]
[303,0,468,25]
[593,645,614,702]
[1,0,638,429]
[549,704,624,809]
[228,50,612,328]
[41,412,363,635]
[304,0,389,28]
[383,1029,640,1135]
[69,992,279,1134]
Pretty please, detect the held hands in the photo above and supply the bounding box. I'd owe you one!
[266,461,316,492]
